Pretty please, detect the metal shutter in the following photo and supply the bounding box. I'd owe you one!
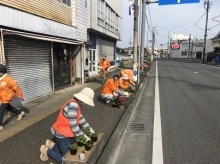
[4,35,52,107]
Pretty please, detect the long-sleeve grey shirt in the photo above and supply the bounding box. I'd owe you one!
[51,101,90,138]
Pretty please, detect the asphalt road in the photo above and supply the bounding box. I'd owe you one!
[158,60,220,164]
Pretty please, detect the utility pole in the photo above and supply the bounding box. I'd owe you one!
[133,0,138,75]
[194,38,198,59]
[188,34,191,59]
[167,31,170,58]
[140,0,146,67]
[152,30,155,60]
[128,37,132,54]
[191,38,194,59]
[202,0,210,63]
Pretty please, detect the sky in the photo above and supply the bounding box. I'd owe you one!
[117,0,220,49]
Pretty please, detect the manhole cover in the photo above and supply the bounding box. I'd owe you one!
[130,122,145,132]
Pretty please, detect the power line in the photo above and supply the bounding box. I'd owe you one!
[147,5,153,29]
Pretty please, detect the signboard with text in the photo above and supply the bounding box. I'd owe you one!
[159,0,200,5]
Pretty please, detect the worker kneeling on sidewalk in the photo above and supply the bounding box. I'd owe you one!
[40,87,96,164]
[101,74,129,104]
[118,74,135,92]
[120,69,137,86]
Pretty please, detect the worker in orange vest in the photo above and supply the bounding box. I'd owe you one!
[118,74,132,90]
[0,64,25,130]
[99,56,110,84]
[40,87,96,163]
[120,69,137,85]
[101,74,129,104]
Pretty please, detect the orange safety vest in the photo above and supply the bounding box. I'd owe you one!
[99,58,110,70]
[120,69,134,84]
[52,98,81,137]
[0,74,23,103]
[101,78,118,94]
[118,77,130,89]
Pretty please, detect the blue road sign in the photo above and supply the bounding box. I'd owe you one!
[159,0,200,5]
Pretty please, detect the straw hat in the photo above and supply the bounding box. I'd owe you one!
[73,87,95,106]
[122,74,129,80]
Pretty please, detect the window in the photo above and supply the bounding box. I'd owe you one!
[58,0,71,7]
[181,51,187,56]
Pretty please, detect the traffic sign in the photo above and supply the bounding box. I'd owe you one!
[159,0,200,5]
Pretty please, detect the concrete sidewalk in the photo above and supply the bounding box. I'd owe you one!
[0,67,150,164]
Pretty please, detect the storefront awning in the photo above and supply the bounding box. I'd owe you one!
[1,28,84,45]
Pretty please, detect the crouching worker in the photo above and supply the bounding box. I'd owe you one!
[118,74,135,92]
[120,69,137,86]
[101,74,129,104]
[40,87,96,164]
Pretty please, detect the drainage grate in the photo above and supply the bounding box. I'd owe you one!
[129,122,145,133]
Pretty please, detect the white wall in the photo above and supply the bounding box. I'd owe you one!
[76,0,87,42]
[87,0,122,40]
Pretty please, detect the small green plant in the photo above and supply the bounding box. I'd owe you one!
[91,133,99,142]
[75,77,81,83]
[83,128,91,137]
[76,135,86,147]
[84,140,93,151]
[69,144,78,150]
[69,144,78,155]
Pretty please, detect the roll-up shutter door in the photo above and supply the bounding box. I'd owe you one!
[4,35,52,107]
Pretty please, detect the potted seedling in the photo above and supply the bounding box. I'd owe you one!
[84,140,93,151]
[111,98,118,107]
[83,128,91,137]
[75,77,81,85]
[76,135,86,147]
[69,144,78,155]
[118,95,127,110]
[90,133,99,142]
[118,100,125,110]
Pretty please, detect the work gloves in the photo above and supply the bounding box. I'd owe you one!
[89,127,95,134]
[83,134,91,142]
[124,92,129,96]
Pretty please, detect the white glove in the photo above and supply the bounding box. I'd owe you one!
[124,92,129,96]
[84,134,91,142]
[131,85,135,91]
[89,127,95,134]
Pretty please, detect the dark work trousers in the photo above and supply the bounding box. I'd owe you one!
[0,103,21,126]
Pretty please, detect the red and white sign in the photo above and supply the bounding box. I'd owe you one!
[171,42,180,49]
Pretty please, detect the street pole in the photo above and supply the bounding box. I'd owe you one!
[167,31,170,58]
[188,34,191,59]
[140,0,146,67]
[202,0,209,63]
[133,0,138,81]
[152,30,155,60]
[194,38,198,59]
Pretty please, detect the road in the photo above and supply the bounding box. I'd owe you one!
[158,60,220,164]
[110,59,220,164]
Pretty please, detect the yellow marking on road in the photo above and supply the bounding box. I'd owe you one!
[0,107,59,142]
[0,84,101,143]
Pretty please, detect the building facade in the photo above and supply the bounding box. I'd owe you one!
[0,0,87,105]
[170,34,212,59]
[86,0,122,75]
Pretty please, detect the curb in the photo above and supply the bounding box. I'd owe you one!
[96,72,150,164]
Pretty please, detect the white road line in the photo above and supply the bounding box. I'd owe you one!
[152,61,164,164]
